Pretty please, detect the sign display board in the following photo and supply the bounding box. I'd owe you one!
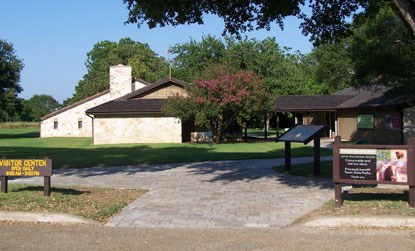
[340,149,377,180]
[1,159,52,196]
[277,125,326,144]
[338,148,408,183]
[0,159,52,176]
[333,136,414,208]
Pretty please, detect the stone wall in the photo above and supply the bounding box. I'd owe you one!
[40,93,111,137]
[93,114,182,144]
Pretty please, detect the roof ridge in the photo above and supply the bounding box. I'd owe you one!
[40,89,110,120]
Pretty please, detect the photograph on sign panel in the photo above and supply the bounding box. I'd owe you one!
[376,149,408,183]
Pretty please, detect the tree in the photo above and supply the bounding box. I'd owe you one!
[307,40,354,93]
[22,95,60,122]
[164,69,273,143]
[123,0,415,42]
[66,38,169,105]
[0,39,24,122]
[0,39,23,95]
[170,35,323,95]
[349,3,415,91]
[0,89,23,122]
[169,35,226,82]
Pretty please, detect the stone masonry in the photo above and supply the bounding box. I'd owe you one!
[93,115,182,144]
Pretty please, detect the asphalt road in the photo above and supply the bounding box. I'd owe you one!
[1,222,414,251]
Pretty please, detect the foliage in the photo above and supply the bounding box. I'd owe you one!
[123,0,370,45]
[21,94,61,122]
[170,35,325,95]
[0,39,24,95]
[307,40,354,93]
[349,3,415,92]
[169,35,226,81]
[0,89,23,122]
[0,39,24,122]
[164,70,273,143]
[65,38,169,105]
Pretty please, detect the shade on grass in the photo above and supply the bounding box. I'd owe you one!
[0,127,332,169]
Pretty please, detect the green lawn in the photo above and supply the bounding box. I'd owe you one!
[0,127,332,169]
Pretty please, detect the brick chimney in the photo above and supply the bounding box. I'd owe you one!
[109,64,133,100]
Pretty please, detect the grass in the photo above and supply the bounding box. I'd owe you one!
[0,127,332,169]
[0,122,38,129]
[0,184,146,223]
[274,161,415,222]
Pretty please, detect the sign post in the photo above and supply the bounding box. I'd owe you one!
[0,159,53,196]
[333,136,415,207]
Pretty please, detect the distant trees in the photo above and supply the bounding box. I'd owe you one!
[21,95,60,122]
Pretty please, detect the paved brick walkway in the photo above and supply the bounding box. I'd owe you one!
[12,157,333,228]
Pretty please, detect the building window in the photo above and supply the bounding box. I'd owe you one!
[53,121,58,129]
[357,114,374,129]
[78,120,82,129]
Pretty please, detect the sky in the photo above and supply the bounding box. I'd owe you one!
[0,0,312,103]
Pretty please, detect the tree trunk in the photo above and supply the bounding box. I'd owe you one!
[394,0,415,34]
[264,114,268,141]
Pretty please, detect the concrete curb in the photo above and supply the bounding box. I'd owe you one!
[302,216,415,228]
[0,211,99,225]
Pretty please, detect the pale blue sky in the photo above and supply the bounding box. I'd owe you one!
[1,0,312,102]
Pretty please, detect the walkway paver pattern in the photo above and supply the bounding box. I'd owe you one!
[12,157,333,228]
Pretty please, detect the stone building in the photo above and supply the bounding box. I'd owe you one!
[40,64,190,144]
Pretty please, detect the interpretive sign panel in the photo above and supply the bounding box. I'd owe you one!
[277,125,326,144]
[333,137,414,207]
[276,124,327,175]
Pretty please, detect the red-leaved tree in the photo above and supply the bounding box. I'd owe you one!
[164,70,273,143]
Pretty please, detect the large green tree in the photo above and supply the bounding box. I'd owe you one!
[66,38,169,104]
[169,35,226,81]
[349,2,415,91]
[0,39,24,122]
[306,40,354,93]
